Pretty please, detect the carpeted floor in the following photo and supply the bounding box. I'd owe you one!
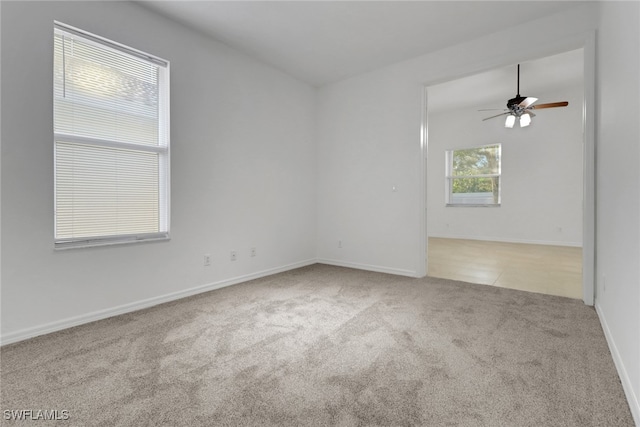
[1,264,634,426]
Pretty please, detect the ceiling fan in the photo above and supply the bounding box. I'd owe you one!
[481,64,568,128]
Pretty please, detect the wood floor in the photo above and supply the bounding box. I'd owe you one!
[427,237,583,299]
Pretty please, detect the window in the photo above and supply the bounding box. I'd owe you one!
[54,22,170,248]
[446,144,501,206]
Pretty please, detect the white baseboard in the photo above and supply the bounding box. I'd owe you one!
[316,258,417,278]
[595,303,640,425]
[427,233,582,247]
[0,259,316,346]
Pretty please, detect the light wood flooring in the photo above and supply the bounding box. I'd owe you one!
[427,237,583,299]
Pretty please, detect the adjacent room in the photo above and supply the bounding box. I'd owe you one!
[426,49,585,300]
[1,1,639,425]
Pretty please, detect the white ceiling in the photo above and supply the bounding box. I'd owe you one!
[140,1,588,87]
[428,48,584,114]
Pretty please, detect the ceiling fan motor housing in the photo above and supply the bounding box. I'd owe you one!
[507,96,527,109]
[507,96,529,116]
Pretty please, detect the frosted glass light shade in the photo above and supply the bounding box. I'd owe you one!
[505,115,516,128]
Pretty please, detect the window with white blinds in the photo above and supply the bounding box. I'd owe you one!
[54,22,170,248]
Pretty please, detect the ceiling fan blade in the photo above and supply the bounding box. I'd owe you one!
[531,101,569,110]
[518,97,538,108]
[482,112,510,121]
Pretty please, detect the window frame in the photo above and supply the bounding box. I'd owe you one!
[53,22,170,249]
[445,143,501,207]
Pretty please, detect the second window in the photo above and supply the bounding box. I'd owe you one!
[445,144,501,206]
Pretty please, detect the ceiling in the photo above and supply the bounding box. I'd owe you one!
[140,1,588,87]
[428,48,584,114]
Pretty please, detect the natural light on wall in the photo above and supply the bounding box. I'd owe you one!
[53,22,170,248]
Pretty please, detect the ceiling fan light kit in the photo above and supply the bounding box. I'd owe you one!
[483,64,569,128]
[505,114,516,128]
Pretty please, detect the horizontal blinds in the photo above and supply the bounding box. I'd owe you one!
[54,30,160,147]
[55,142,161,239]
[54,24,169,245]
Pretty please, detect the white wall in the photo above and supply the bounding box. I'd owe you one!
[0,1,317,343]
[316,70,422,276]
[317,4,597,277]
[427,84,584,246]
[595,2,640,424]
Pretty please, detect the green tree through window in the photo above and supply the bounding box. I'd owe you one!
[446,144,501,205]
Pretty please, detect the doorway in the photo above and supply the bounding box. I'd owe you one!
[423,49,591,301]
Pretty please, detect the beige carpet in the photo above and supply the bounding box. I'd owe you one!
[1,264,633,426]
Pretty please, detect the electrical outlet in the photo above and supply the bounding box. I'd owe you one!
[204,254,211,266]
[250,247,256,257]
[230,250,237,261]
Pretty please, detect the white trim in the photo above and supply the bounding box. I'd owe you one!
[427,233,583,248]
[54,233,170,250]
[582,31,596,306]
[445,203,501,208]
[54,21,168,66]
[595,303,640,425]
[159,60,171,236]
[0,259,316,346]
[418,85,428,278]
[317,258,417,278]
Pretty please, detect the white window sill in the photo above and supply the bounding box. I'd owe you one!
[54,234,170,250]
[446,204,501,208]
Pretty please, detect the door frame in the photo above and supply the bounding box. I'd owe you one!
[417,31,596,306]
